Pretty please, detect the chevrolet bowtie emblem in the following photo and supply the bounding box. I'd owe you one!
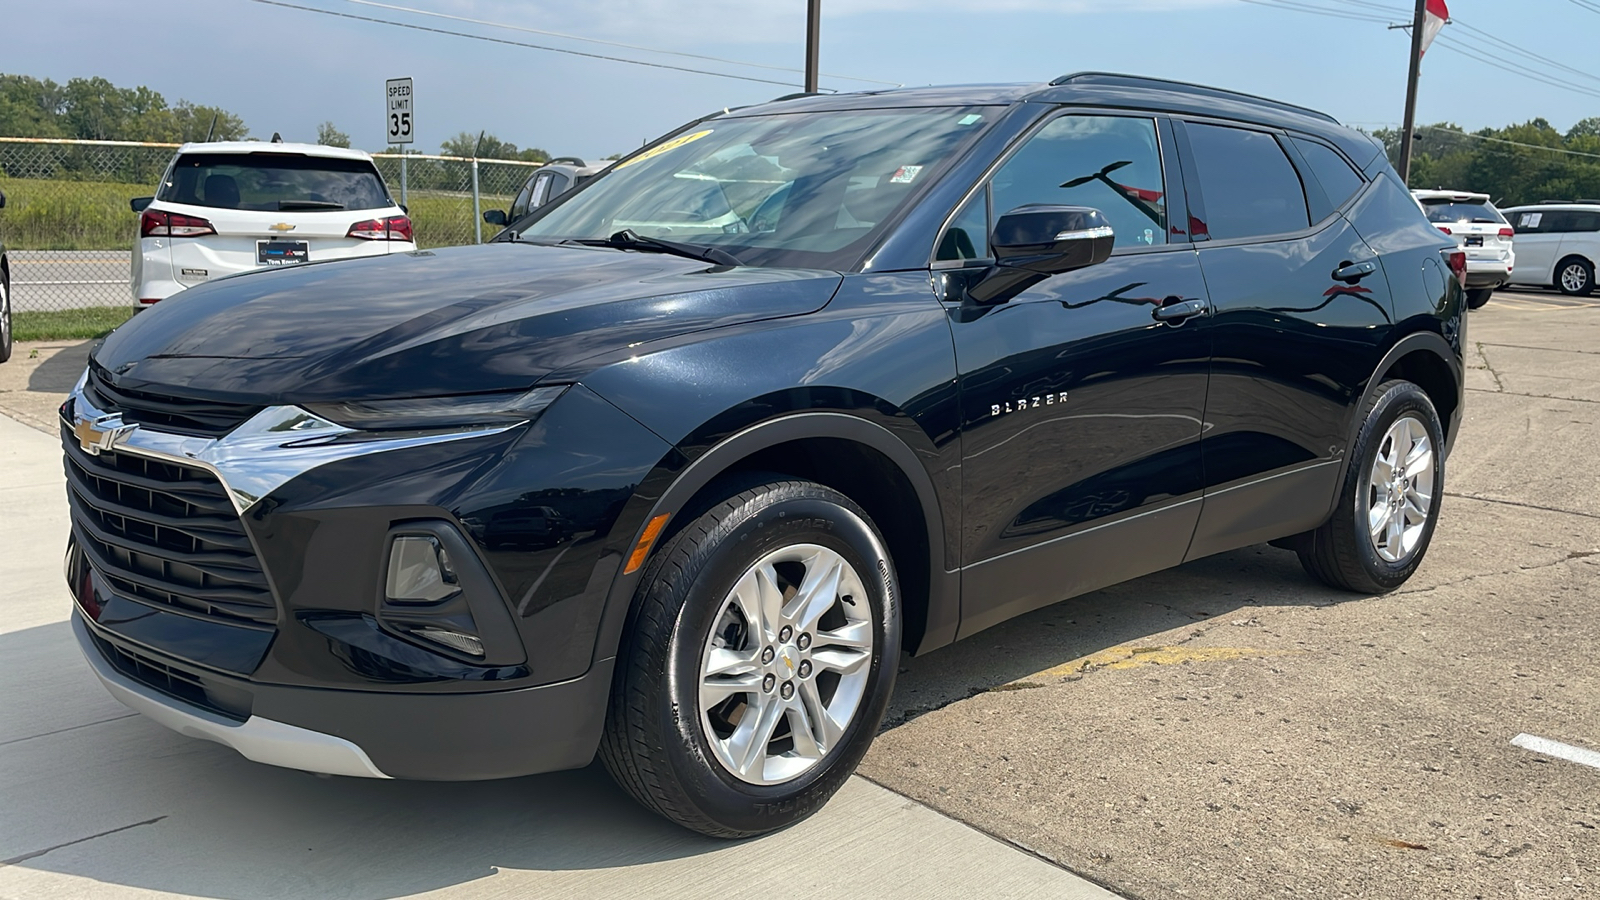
[74,414,136,456]
[269,222,296,232]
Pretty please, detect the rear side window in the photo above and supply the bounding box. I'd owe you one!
[1185,123,1310,240]
[159,153,392,212]
[1421,200,1506,225]
[1567,211,1600,232]
[1291,138,1364,213]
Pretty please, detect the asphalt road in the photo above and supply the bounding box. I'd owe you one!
[0,286,1596,898]
[7,250,132,312]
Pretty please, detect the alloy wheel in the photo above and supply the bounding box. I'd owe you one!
[1561,263,1590,294]
[1363,414,1434,563]
[697,543,873,785]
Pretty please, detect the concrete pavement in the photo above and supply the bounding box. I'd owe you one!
[0,411,1117,899]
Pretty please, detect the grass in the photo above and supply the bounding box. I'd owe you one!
[14,306,136,341]
[0,176,515,251]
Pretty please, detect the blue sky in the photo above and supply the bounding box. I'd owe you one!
[9,0,1598,158]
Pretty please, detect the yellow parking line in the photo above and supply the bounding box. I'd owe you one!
[1019,645,1302,683]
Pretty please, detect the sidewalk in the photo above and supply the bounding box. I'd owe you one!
[0,409,1120,900]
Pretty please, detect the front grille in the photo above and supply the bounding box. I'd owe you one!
[63,428,277,626]
[89,631,250,721]
[84,364,262,438]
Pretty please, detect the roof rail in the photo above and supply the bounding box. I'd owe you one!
[1046,72,1338,124]
[1537,198,1600,205]
[769,92,823,103]
[546,156,587,166]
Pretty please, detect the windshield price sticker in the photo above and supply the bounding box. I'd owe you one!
[615,129,714,169]
[386,78,413,145]
[890,165,924,184]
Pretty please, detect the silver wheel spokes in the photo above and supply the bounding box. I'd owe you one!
[698,544,873,785]
[1365,415,1434,563]
[1562,264,1588,293]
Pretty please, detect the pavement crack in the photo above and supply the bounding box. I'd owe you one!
[1476,341,1506,392]
[1398,550,1596,596]
[0,713,137,747]
[1446,491,1600,520]
[1465,388,1600,406]
[0,816,167,868]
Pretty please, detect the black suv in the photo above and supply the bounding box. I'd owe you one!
[62,73,1464,838]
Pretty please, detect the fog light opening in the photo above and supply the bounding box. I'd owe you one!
[386,535,460,604]
[412,627,485,658]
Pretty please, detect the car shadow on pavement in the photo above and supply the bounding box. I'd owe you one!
[1,621,722,898]
[26,340,92,394]
[882,542,1349,729]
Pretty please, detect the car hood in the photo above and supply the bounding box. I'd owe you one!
[93,243,843,403]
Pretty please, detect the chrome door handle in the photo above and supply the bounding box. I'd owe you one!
[1333,260,1378,283]
[1152,297,1208,323]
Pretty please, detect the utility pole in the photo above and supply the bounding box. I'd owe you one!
[805,0,821,94]
[1397,0,1427,185]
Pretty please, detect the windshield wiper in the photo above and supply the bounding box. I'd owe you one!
[563,230,742,267]
[277,200,345,211]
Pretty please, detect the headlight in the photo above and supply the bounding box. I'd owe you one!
[304,385,569,431]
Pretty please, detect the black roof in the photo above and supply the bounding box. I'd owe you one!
[731,72,1383,170]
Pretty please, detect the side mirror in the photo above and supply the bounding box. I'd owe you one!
[0,189,7,209]
[130,197,153,213]
[962,205,1115,304]
[992,205,1115,274]
[482,209,508,227]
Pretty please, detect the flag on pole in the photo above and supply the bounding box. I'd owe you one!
[1420,0,1450,56]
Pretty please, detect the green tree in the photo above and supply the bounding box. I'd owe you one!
[316,120,351,148]
[439,131,535,160]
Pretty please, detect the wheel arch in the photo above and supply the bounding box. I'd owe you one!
[594,411,958,668]
[1330,331,1462,510]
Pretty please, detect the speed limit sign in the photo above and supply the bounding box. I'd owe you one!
[385,77,413,144]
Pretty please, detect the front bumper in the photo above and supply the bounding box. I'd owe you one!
[76,610,616,780]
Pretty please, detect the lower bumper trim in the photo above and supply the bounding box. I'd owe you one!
[74,612,391,779]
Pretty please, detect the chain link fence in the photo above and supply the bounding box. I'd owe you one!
[0,137,544,316]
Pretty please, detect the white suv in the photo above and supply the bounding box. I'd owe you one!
[131,142,415,305]
[1411,190,1514,309]
[1499,202,1600,297]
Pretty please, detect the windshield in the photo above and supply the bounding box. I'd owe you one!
[1421,199,1505,224]
[513,107,994,269]
[159,153,393,212]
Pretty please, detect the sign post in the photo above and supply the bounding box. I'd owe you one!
[385,77,414,207]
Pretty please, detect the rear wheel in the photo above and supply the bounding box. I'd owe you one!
[1465,287,1494,309]
[600,477,900,838]
[1297,380,1444,593]
[1557,257,1595,297]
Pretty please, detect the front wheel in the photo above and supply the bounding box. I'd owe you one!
[600,477,900,838]
[1297,380,1445,593]
[1557,257,1595,297]
[1465,287,1494,309]
[0,275,12,364]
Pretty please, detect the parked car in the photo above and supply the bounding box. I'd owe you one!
[64,73,1464,839]
[131,141,415,305]
[482,157,605,229]
[1500,201,1600,297]
[0,188,10,363]
[1412,189,1514,308]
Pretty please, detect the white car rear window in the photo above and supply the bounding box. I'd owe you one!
[160,153,392,212]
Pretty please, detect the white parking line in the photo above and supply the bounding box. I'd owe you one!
[1511,733,1600,770]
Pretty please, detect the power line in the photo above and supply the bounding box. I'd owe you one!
[241,0,812,89]
[1235,0,1393,24]
[1419,125,1600,161]
[1446,18,1600,86]
[1570,0,1600,15]
[337,0,900,87]
[1430,34,1600,101]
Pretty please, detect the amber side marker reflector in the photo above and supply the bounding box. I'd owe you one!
[624,513,671,574]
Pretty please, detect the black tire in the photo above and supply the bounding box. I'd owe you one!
[1465,287,1494,309]
[0,274,11,364]
[600,476,901,838]
[1556,256,1595,297]
[1297,380,1445,593]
